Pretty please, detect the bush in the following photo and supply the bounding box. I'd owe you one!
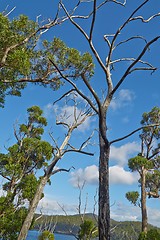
[38,230,54,240]
[138,229,160,240]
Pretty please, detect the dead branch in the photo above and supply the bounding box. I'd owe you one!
[110,123,160,145]
[111,36,160,95]
[106,0,150,67]
[130,12,160,23]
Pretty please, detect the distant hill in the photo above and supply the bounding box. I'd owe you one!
[33,213,160,239]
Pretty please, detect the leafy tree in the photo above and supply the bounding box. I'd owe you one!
[38,230,54,240]
[0,12,93,107]
[0,106,52,239]
[0,199,27,240]
[126,107,160,233]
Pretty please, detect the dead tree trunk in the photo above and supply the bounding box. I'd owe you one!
[17,175,49,240]
[98,110,110,240]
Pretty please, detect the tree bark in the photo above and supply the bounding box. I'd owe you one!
[17,175,49,240]
[98,110,110,240]
[141,167,148,233]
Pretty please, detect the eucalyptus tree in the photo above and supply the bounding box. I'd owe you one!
[0,105,52,240]
[0,11,93,107]
[126,107,160,233]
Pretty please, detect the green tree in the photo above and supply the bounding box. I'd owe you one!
[38,230,54,240]
[126,107,160,233]
[0,106,52,239]
[0,13,93,108]
[78,220,98,240]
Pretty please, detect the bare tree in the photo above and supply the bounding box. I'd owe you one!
[18,95,94,240]
[47,1,160,239]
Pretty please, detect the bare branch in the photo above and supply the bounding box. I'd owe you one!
[110,123,160,145]
[110,58,155,68]
[60,2,108,81]
[4,6,16,17]
[111,36,160,95]
[106,0,150,66]
[130,12,160,23]
[115,36,147,49]
[89,0,97,41]
[81,73,101,111]
[52,166,75,175]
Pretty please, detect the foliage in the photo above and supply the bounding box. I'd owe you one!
[78,220,98,240]
[128,156,153,173]
[0,106,53,238]
[38,230,54,240]
[146,229,160,240]
[138,229,160,240]
[0,199,28,240]
[0,13,94,107]
[125,191,140,206]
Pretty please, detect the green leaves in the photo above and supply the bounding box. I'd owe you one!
[78,220,98,240]
[128,156,154,172]
[125,191,140,206]
[38,230,54,240]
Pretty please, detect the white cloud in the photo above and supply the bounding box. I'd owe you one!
[148,207,160,227]
[111,202,160,228]
[70,165,99,187]
[110,142,140,166]
[109,165,138,185]
[111,202,141,223]
[37,194,77,215]
[110,89,135,111]
[70,164,138,187]
[43,103,54,119]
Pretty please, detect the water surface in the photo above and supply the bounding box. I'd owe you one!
[27,230,75,240]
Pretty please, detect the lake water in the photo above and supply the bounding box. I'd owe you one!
[27,230,75,240]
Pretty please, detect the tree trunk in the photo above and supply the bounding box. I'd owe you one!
[17,175,49,240]
[98,110,110,240]
[141,167,147,233]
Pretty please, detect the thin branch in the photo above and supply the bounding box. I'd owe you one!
[89,0,97,41]
[110,58,155,68]
[115,36,148,49]
[49,59,99,114]
[110,123,160,145]
[51,166,75,175]
[130,12,160,23]
[111,36,160,95]
[81,73,101,111]
[4,6,16,17]
[64,148,94,156]
[128,67,156,74]
[60,1,108,80]
[53,89,76,105]
[107,0,150,66]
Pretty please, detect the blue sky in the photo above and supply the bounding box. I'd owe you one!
[0,0,160,227]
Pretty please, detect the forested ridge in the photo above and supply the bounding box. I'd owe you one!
[33,213,160,239]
